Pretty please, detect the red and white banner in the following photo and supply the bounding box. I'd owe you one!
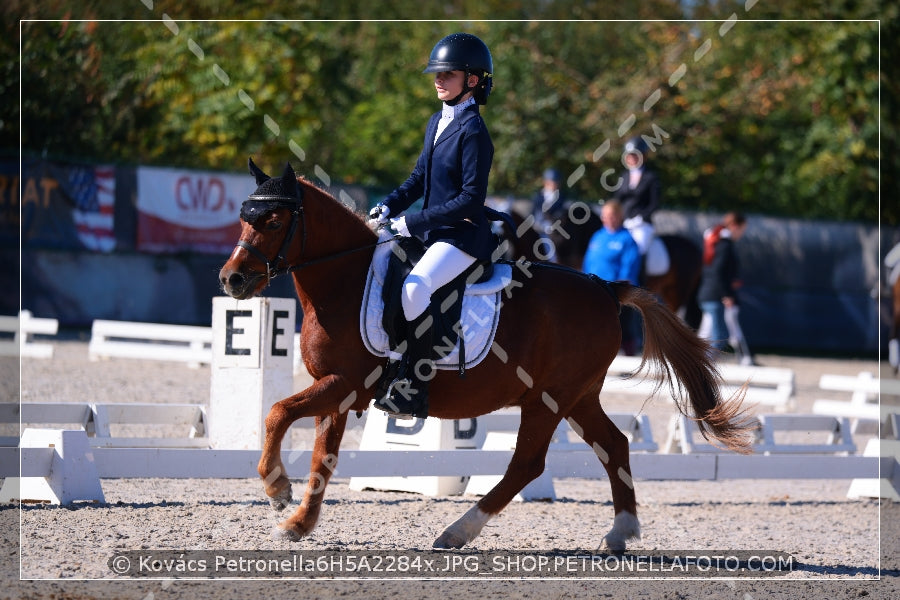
[136,166,255,254]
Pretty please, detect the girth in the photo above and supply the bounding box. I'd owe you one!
[381,237,493,377]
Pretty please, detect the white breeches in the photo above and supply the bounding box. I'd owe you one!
[402,242,477,321]
[625,221,655,256]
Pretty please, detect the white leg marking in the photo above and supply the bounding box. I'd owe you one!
[602,510,641,553]
[434,504,492,549]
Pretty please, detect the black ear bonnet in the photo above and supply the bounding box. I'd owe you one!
[241,158,303,224]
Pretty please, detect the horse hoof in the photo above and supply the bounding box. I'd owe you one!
[600,536,627,554]
[433,531,466,549]
[269,497,289,512]
[601,510,640,554]
[271,526,302,543]
[268,487,292,512]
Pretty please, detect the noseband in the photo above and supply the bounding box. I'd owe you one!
[236,192,307,280]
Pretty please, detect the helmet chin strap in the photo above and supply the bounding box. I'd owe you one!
[445,70,474,106]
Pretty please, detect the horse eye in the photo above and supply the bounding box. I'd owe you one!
[266,220,283,231]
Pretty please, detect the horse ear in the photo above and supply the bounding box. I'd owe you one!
[248,157,270,185]
[281,162,299,198]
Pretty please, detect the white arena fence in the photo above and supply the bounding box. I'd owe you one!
[0,431,892,506]
[2,404,897,505]
[88,319,214,367]
[1,437,892,481]
[813,371,900,436]
[4,311,898,504]
[604,355,796,411]
[7,402,889,457]
[82,320,799,409]
[87,318,307,374]
[0,316,793,410]
[84,321,797,409]
[0,402,208,449]
[0,311,58,359]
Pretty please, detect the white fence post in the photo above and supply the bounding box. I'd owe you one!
[209,297,295,450]
[0,428,105,504]
[0,311,58,359]
[846,439,900,501]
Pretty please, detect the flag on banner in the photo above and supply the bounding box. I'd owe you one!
[68,166,115,252]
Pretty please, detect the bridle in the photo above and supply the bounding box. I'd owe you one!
[234,190,396,283]
[236,192,308,280]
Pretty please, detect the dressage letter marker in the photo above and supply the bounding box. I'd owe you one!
[270,310,290,357]
[225,310,253,357]
[350,410,488,496]
[210,297,296,449]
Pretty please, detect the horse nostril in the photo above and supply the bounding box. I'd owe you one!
[227,272,245,290]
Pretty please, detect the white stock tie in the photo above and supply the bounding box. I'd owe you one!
[434,105,454,145]
[434,98,474,145]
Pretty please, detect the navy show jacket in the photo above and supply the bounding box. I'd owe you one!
[384,103,495,261]
[612,168,661,223]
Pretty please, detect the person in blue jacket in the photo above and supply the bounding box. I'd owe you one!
[368,33,495,419]
[583,199,642,354]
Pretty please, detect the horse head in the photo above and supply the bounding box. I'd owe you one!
[219,158,306,299]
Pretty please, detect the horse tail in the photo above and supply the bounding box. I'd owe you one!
[613,282,756,454]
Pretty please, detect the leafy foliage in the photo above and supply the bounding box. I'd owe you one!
[6,0,890,223]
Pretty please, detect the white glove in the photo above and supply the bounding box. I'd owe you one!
[389,216,411,237]
[368,203,390,226]
[623,215,644,229]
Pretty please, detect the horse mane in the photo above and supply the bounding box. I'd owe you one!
[295,175,374,235]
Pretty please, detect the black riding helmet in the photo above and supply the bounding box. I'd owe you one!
[624,137,650,157]
[423,33,493,105]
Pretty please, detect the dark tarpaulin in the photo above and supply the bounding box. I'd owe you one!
[19,249,300,328]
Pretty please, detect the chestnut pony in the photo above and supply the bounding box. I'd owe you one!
[219,161,753,551]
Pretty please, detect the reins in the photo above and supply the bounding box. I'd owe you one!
[235,169,515,283]
[236,201,397,282]
[285,234,399,274]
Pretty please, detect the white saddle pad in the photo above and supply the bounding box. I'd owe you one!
[645,236,670,276]
[360,232,511,370]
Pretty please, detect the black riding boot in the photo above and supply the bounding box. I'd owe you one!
[373,311,434,419]
[371,341,406,402]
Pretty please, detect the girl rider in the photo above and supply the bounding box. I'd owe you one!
[368,33,495,419]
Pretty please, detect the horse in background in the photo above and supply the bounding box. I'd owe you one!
[644,234,703,329]
[539,203,703,329]
[488,204,545,263]
[218,160,754,551]
[541,201,604,268]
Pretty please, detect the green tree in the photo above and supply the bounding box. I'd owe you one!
[650,19,879,222]
[7,0,891,224]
